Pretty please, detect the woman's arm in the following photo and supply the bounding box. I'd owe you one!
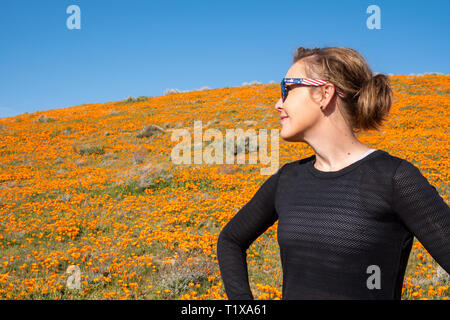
[392,159,450,273]
[217,165,284,300]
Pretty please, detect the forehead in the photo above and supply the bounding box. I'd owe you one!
[285,61,306,78]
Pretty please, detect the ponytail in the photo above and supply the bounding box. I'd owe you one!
[355,73,393,132]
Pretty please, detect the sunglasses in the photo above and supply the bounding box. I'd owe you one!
[280,78,346,102]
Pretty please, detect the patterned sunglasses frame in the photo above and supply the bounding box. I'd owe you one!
[281,78,346,102]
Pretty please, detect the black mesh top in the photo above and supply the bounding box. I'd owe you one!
[217,149,450,300]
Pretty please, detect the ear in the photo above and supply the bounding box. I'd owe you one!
[319,83,337,109]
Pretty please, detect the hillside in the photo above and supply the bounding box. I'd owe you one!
[0,75,449,299]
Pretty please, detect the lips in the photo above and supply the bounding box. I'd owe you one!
[280,115,289,121]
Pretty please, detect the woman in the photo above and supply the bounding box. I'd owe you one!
[216,47,450,300]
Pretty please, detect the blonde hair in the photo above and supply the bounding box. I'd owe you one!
[293,47,393,133]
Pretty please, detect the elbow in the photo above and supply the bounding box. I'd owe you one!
[217,222,232,245]
[216,228,228,266]
[217,224,249,255]
[216,227,229,254]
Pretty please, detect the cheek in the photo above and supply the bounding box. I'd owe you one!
[287,100,314,123]
[283,100,318,132]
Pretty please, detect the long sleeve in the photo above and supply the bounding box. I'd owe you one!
[217,165,284,300]
[392,159,450,273]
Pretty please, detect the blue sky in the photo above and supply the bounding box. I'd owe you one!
[1,0,449,119]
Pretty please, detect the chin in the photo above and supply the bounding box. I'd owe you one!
[280,130,304,142]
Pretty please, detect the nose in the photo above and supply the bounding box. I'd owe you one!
[275,98,283,112]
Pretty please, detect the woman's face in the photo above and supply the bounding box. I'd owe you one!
[275,61,323,142]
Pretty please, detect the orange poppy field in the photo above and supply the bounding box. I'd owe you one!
[0,75,448,300]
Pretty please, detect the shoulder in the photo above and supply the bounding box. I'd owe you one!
[361,150,431,193]
[359,149,410,176]
[376,150,424,179]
